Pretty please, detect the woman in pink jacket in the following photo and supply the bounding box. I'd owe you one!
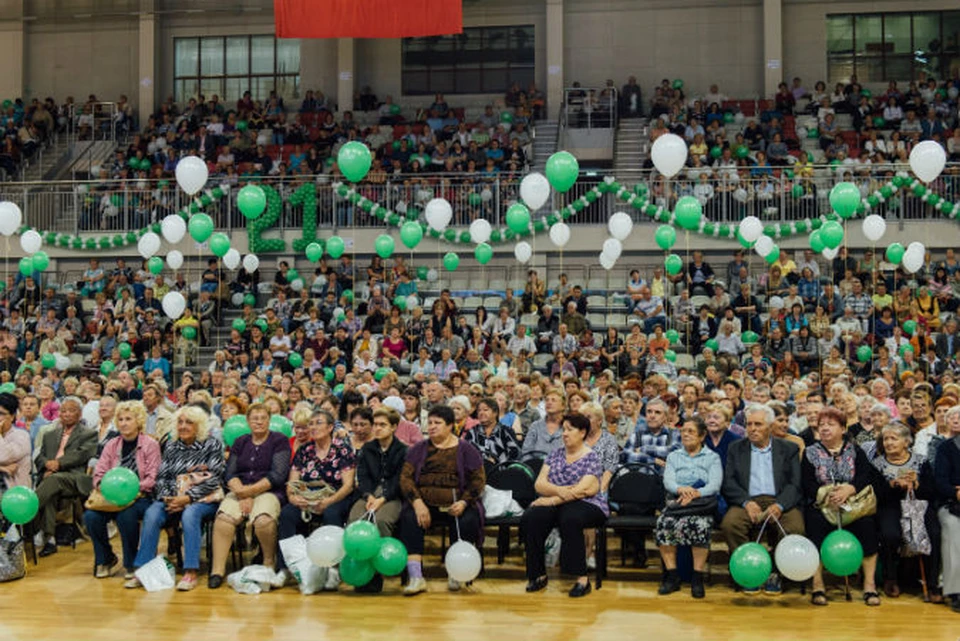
[83,400,161,580]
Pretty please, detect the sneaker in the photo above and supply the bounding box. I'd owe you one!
[741,586,761,596]
[763,573,782,596]
[586,556,596,571]
[107,522,118,540]
[124,577,142,589]
[403,576,427,596]
[324,567,340,592]
[176,575,198,591]
[124,571,136,580]
[448,578,461,592]
[95,556,118,579]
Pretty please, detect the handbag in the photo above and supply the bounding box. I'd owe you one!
[84,488,133,513]
[0,530,26,582]
[900,490,932,557]
[815,483,877,527]
[288,480,336,504]
[661,495,718,518]
[176,470,225,504]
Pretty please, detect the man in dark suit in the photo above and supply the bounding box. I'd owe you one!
[33,396,97,557]
[720,403,804,594]
[935,317,959,361]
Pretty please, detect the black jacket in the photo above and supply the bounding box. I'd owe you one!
[356,437,408,502]
[722,437,802,512]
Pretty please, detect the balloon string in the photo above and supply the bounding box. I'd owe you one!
[452,489,462,541]
[755,512,787,544]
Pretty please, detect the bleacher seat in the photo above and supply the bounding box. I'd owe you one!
[483,296,504,309]
[587,277,608,291]
[587,295,607,309]
[533,353,552,370]
[488,279,507,292]
[587,313,605,329]
[450,279,469,291]
[520,313,538,328]
[605,313,627,329]
[462,296,483,310]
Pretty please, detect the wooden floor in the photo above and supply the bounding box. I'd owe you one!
[4,540,958,641]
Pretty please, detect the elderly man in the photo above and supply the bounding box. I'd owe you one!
[720,403,804,595]
[142,383,173,440]
[633,286,667,333]
[33,396,97,557]
[536,304,559,353]
[563,301,588,337]
[620,397,679,471]
[521,388,566,462]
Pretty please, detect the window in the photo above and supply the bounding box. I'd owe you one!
[402,25,535,95]
[174,36,300,104]
[826,11,960,83]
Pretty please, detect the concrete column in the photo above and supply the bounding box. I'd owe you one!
[337,38,355,114]
[137,0,157,117]
[545,0,563,117]
[0,1,25,99]
[762,0,783,97]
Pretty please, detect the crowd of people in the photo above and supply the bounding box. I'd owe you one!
[0,240,958,610]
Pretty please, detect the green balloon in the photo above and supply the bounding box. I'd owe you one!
[326,236,345,259]
[704,339,719,352]
[31,251,50,272]
[343,520,382,561]
[899,344,914,357]
[443,252,460,271]
[392,295,407,312]
[41,353,56,369]
[0,382,14,394]
[856,345,873,363]
[821,529,863,577]
[269,414,294,437]
[741,331,760,344]
[342,289,354,303]
[243,293,257,307]
[809,230,826,253]
[468,192,482,207]
[337,141,373,183]
[735,145,749,159]
[375,366,391,382]
[305,242,323,263]
[665,329,679,344]
[654,225,677,250]
[182,326,197,340]
[903,320,917,336]
[506,203,531,233]
[139,158,152,171]
[829,182,861,218]
[791,184,804,198]
[1,486,39,525]
[819,221,844,249]
[232,318,247,333]
[500,111,514,123]
[188,213,214,243]
[390,104,401,116]
[18,257,32,277]
[710,146,722,159]
[118,342,132,359]
[287,268,299,281]
[147,256,164,275]
[100,360,116,376]
[724,112,735,124]
[340,555,376,587]
[223,416,251,447]
[209,232,231,258]
[255,319,268,333]
[334,383,344,395]
[288,352,303,368]
[374,234,395,259]
[736,231,756,249]
[373,537,408,576]
[764,246,780,265]
[807,127,819,139]
[729,542,772,589]
[665,254,683,276]
[545,151,580,193]
[237,184,267,219]
[873,116,885,128]
[399,221,423,250]
[474,242,493,265]
[674,196,702,230]
[236,120,248,131]
[664,349,677,362]
[886,243,905,265]
[324,367,335,382]
[100,467,140,506]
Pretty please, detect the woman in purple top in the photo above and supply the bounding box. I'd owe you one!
[208,403,291,589]
[521,413,608,598]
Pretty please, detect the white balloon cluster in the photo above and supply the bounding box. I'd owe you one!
[902,242,926,274]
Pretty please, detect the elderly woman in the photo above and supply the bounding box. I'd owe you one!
[873,422,941,601]
[84,401,161,580]
[87,393,119,474]
[127,405,225,591]
[449,395,478,436]
[656,417,723,599]
[463,397,521,467]
[803,407,883,606]
[577,401,618,570]
[521,413,607,597]
[934,410,960,613]
[704,402,740,467]
[289,404,313,457]
[208,403,291,589]
[0,393,31,489]
[399,405,486,596]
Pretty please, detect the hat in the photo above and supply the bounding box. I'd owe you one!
[0,392,18,416]
[382,396,405,414]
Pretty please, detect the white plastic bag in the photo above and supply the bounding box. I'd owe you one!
[135,555,176,592]
[545,528,561,568]
[227,564,278,595]
[481,486,523,519]
[279,535,326,595]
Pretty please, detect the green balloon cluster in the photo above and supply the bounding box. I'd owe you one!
[247,184,286,254]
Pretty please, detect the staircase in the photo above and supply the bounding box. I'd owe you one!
[18,135,73,183]
[530,120,559,168]
[613,118,650,173]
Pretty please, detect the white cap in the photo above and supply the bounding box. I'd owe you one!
[382,396,405,414]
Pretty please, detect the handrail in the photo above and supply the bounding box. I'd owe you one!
[564,86,618,131]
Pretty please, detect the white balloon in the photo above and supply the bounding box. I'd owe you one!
[650,133,688,178]
[602,238,623,261]
[469,219,492,244]
[290,278,304,292]
[417,189,433,204]
[0,201,23,236]
[231,293,244,307]
[950,87,960,100]
[166,250,184,271]
[425,198,453,231]
[161,215,187,244]
[795,126,807,140]
[406,294,419,310]
[444,541,482,583]
[55,353,71,371]
[775,535,820,582]
[608,212,633,241]
[162,291,186,320]
[20,229,42,254]
[599,252,616,271]
[427,268,439,282]
[175,155,209,196]
[734,112,745,124]
[332,307,345,320]
[243,254,260,274]
[909,140,947,183]
[519,172,550,211]
[861,214,886,242]
[137,232,161,259]
[514,241,532,264]
[754,235,775,258]
[480,188,493,203]
[549,222,571,248]
[306,525,345,567]
[223,248,241,271]
[733,187,748,203]
[903,241,925,274]
[738,216,763,242]
[822,247,839,260]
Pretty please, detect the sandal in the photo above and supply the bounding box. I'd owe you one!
[810,590,828,606]
[863,591,881,607]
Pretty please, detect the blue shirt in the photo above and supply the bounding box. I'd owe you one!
[663,447,722,497]
[620,424,681,473]
[748,441,777,500]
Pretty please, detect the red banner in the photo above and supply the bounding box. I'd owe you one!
[275,0,463,39]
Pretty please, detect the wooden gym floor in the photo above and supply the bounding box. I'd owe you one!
[2,536,958,641]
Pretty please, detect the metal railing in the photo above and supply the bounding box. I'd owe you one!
[0,164,957,235]
[563,86,618,131]
[66,101,124,145]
